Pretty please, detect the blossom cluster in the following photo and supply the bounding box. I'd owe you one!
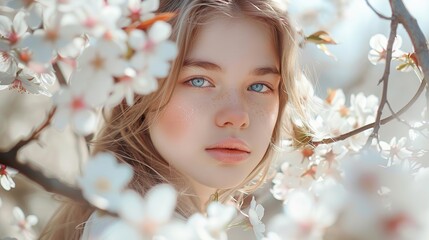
[0,0,177,135]
[266,33,428,238]
[0,196,38,240]
[272,88,380,202]
[78,152,239,240]
[368,34,422,77]
[267,148,429,240]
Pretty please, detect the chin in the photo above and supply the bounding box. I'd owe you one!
[197,175,247,190]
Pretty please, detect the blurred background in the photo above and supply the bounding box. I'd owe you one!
[0,0,428,238]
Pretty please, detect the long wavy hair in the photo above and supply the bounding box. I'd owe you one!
[40,0,310,239]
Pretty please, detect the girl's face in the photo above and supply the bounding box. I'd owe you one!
[149,17,280,196]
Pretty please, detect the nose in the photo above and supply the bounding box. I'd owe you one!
[215,98,250,129]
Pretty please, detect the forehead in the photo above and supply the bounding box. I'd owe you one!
[186,17,279,69]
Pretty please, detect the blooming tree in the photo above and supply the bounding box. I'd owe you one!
[0,0,428,239]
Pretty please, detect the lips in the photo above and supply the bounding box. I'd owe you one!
[205,138,251,164]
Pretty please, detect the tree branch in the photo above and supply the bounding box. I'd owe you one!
[386,100,409,127]
[311,78,426,145]
[11,107,57,152]
[312,0,429,146]
[390,0,429,118]
[365,0,393,20]
[1,156,85,202]
[365,18,399,146]
[0,107,86,203]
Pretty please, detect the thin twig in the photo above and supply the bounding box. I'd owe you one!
[52,62,68,86]
[387,100,429,138]
[311,78,426,145]
[0,107,86,202]
[386,100,412,128]
[12,107,57,151]
[365,0,393,20]
[365,18,399,146]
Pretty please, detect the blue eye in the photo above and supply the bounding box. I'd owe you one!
[187,78,212,88]
[248,83,270,93]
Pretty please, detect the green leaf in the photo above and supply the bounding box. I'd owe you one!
[305,31,337,45]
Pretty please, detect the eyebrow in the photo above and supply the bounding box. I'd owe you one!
[183,58,280,76]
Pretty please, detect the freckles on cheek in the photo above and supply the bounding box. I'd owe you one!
[253,102,279,124]
[158,104,194,140]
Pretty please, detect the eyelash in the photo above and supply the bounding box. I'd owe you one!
[184,77,273,94]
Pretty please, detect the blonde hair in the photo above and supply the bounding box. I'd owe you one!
[40,0,309,239]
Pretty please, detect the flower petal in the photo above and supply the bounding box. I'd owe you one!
[0,15,12,37]
[148,21,171,43]
[147,184,177,223]
[0,71,15,85]
[141,0,159,13]
[128,29,146,50]
[72,109,97,135]
[26,4,43,29]
[53,108,72,131]
[1,176,11,190]
[119,190,145,223]
[13,207,25,221]
[369,34,387,52]
[27,215,38,226]
[155,41,177,61]
[13,11,28,36]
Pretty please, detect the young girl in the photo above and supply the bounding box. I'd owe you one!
[41,0,310,238]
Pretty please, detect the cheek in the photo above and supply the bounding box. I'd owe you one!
[251,99,279,130]
[157,103,194,141]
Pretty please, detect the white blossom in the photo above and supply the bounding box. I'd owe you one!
[0,165,18,191]
[379,137,413,163]
[248,197,265,240]
[18,8,80,65]
[75,39,127,102]
[115,0,160,27]
[71,1,123,39]
[12,207,38,240]
[271,160,314,202]
[83,212,142,240]
[0,67,51,96]
[188,202,236,240]
[5,0,43,29]
[268,190,338,240]
[78,152,133,212]
[52,77,102,135]
[128,21,177,78]
[105,67,155,107]
[368,34,404,65]
[408,121,429,151]
[0,39,17,73]
[0,11,28,46]
[340,153,428,240]
[118,184,177,238]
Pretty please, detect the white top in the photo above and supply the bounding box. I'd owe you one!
[80,211,189,240]
[81,211,256,240]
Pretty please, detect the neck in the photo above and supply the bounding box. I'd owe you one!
[187,178,217,212]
